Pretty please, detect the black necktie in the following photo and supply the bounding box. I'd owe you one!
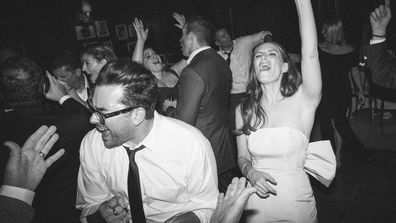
[225,49,233,64]
[124,145,146,223]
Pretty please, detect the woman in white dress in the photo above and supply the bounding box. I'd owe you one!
[236,0,336,222]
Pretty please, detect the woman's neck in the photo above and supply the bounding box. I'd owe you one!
[261,83,283,105]
[151,70,163,80]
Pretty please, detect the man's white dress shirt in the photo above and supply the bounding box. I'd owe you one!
[76,112,218,223]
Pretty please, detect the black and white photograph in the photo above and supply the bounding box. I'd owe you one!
[94,20,110,38]
[115,24,128,40]
[1,0,396,223]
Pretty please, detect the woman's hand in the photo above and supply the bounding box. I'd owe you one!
[132,18,148,42]
[172,12,186,30]
[247,169,277,198]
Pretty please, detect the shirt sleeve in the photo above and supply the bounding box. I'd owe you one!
[76,133,109,223]
[187,138,219,223]
[0,185,35,206]
[59,95,72,105]
[176,67,205,126]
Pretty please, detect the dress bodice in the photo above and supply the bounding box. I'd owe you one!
[248,127,308,172]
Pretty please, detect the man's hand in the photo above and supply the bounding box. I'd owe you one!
[45,71,68,102]
[210,177,257,223]
[133,18,149,42]
[370,0,391,36]
[172,12,186,30]
[3,125,65,191]
[99,196,131,223]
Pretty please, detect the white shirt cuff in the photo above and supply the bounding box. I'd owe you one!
[59,95,72,105]
[370,38,386,45]
[0,185,35,205]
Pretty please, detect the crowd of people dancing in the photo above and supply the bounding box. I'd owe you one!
[0,0,394,222]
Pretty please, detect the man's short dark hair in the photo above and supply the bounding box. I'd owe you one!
[52,50,81,71]
[95,59,158,119]
[185,16,213,46]
[81,42,117,63]
[0,57,44,109]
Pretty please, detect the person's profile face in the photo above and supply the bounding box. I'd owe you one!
[90,85,135,148]
[180,26,191,57]
[81,54,106,84]
[53,66,80,88]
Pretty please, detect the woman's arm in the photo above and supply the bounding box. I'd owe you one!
[131,18,148,64]
[235,106,277,198]
[295,0,322,105]
[350,66,365,105]
[170,59,187,76]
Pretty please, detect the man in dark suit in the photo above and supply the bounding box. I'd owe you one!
[367,0,396,89]
[0,57,92,223]
[176,16,238,192]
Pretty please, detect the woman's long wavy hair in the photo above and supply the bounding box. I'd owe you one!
[239,42,302,135]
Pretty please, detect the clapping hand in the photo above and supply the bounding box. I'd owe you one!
[132,18,148,42]
[3,125,65,191]
[370,0,391,36]
[172,12,186,30]
[99,196,131,223]
[45,71,68,102]
[247,169,277,198]
[210,177,257,223]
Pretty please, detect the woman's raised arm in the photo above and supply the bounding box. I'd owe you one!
[295,0,322,105]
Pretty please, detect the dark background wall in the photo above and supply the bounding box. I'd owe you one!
[0,0,394,68]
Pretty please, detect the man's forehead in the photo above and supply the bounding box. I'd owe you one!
[93,85,124,108]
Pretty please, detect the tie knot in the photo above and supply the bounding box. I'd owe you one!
[124,145,145,157]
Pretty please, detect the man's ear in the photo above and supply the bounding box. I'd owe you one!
[282,62,289,73]
[187,32,196,44]
[131,107,146,126]
[100,59,108,66]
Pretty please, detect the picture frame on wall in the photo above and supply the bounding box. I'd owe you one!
[115,24,128,40]
[75,25,96,40]
[127,41,136,53]
[94,20,110,38]
[128,24,136,38]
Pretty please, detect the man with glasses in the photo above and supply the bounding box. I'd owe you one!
[76,59,218,223]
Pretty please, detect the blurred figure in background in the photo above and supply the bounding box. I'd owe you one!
[318,18,367,168]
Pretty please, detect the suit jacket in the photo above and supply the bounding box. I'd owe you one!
[176,48,236,174]
[0,195,35,223]
[0,98,92,223]
[367,41,396,89]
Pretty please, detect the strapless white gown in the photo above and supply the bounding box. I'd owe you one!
[244,127,336,223]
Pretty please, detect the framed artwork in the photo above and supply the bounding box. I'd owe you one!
[115,24,128,40]
[75,25,96,40]
[95,20,110,38]
[103,40,113,49]
[128,24,136,38]
[127,41,136,53]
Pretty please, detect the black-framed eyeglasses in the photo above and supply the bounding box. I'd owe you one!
[87,100,136,125]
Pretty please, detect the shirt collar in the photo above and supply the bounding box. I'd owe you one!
[187,46,211,64]
[122,111,161,151]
